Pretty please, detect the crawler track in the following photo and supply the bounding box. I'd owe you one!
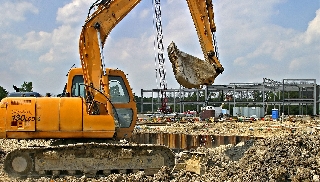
[4,142,175,178]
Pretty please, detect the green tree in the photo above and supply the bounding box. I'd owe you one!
[0,86,8,100]
[20,82,33,92]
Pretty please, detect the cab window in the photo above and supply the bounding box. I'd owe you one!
[109,76,129,103]
[71,75,85,98]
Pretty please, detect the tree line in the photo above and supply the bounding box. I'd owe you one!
[0,82,33,100]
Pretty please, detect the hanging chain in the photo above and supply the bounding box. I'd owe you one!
[153,0,168,112]
[153,0,167,90]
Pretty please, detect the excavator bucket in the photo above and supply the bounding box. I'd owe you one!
[167,42,218,88]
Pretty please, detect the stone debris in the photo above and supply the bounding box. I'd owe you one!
[0,119,319,181]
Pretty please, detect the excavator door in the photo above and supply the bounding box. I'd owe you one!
[105,68,137,139]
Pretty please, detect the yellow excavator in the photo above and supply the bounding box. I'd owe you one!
[0,0,223,177]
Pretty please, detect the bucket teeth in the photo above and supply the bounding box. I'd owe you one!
[167,42,218,88]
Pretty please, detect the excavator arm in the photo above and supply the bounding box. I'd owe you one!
[79,0,223,114]
[187,0,221,67]
[79,0,141,114]
[168,0,224,88]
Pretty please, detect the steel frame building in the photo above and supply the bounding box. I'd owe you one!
[140,78,319,115]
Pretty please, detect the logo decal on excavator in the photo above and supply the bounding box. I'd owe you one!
[10,100,32,105]
[11,110,35,127]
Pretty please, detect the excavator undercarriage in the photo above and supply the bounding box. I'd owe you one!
[4,142,175,178]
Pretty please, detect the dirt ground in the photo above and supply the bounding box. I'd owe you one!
[135,115,320,137]
[0,116,319,181]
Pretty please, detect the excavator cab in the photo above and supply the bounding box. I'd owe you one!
[106,69,137,138]
[66,67,137,139]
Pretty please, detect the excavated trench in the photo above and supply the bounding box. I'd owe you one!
[129,133,261,151]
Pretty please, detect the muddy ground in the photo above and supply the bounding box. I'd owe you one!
[0,117,319,181]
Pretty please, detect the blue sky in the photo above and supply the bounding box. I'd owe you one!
[272,0,319,31]
[0,0,319,96]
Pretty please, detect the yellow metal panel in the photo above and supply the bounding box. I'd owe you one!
[35,97,60,131]
[83,114,115,132]
[59,97,83,131]
[6,98,36,131]
[0,98,8,136]
[6,131,115,139]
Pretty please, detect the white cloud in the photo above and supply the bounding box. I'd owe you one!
[119,50,130,60]
[0,1,38,26]
[234,57,247,66]
[139,9,150,19]
[289,58,302,71]
[39,48,54,63]
[52,25,78,51]
[42,67,55,74]
[18,31,51,51]
[10,59,37,75]
[252,63,271,72]
[0,33,21,54]
[304,9,320,44]
[39,25,78,63]
[56,0,91,25]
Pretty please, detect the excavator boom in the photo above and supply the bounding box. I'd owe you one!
[79,0,141,114]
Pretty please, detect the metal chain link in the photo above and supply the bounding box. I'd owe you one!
[153,0,168,112]
[153,0,167,90]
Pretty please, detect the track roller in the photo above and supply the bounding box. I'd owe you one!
[4,150,34,177]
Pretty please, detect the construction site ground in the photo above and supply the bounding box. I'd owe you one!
[0,115,319,181]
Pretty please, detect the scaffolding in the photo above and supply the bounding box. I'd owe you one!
[140,78,319,115]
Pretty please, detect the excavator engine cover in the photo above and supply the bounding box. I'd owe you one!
[168,42,217,88]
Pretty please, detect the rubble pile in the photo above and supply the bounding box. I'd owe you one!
[180,134,320,181]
